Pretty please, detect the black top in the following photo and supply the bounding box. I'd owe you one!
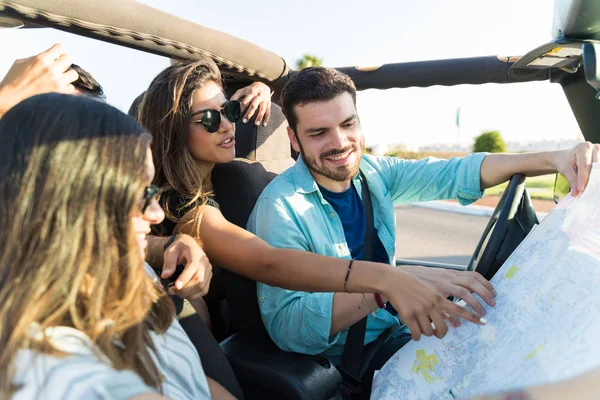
[155,190,220,236]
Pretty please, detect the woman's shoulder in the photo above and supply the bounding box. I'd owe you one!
[12,327,155,400]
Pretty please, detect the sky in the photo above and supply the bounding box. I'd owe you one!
[0,0,582,149]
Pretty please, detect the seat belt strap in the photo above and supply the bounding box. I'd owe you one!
[338,170,374,393]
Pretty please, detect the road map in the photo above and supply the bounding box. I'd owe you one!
[371,163,600,399]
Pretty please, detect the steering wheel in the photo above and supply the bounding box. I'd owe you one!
[467,174,532,280]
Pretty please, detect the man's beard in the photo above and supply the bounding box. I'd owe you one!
[299,138,364,182]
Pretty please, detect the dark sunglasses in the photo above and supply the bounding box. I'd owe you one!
[142,184,163,213]
[189,100,242,133]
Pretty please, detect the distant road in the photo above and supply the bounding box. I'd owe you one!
[394,205,489,266]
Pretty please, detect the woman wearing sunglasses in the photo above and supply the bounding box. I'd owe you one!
[0,93,237,399]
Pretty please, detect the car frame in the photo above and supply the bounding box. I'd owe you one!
[1,0,599,398]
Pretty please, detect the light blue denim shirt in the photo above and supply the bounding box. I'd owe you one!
[247,153,487,363]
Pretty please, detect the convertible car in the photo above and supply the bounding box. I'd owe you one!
[1,0,599,398]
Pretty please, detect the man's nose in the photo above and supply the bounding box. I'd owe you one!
[144,200,165,225]
[329,127,348,149]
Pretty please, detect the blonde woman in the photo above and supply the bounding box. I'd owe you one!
[0,93,233,399]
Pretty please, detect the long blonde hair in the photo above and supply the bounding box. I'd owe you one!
[0,94,174,397]
[136,58,224,232]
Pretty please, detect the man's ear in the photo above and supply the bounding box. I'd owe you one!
[287,126,301,153]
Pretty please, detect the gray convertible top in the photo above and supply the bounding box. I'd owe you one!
[2,0,598,93]
[0,0,291,83]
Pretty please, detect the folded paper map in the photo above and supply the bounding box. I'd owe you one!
[371,163,600,399]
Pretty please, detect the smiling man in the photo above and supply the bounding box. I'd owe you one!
[246,66,599,393]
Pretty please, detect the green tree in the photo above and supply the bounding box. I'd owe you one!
[296,54,323,70]
[473,131,507,153]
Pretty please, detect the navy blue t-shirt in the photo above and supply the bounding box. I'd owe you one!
[320,184,398,315]
[319,184,388,263]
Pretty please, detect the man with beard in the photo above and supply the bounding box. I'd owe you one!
[246,67,599,391]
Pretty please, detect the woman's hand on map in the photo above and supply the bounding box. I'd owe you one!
[231,81,272,127]
[553,141,600,197]
[400,266,496,327]
[383,268,487,341]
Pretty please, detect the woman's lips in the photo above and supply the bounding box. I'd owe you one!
[218,136,235,149]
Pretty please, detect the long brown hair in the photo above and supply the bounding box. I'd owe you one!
[0,93,174,397]
[136,58,223,232]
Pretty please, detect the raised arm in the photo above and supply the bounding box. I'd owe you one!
[479,142,600,196]
[0,44,78,117]
[377,153,486,205]
[230,81,272,126]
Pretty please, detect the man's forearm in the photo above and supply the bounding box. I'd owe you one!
[480,151,559,190]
